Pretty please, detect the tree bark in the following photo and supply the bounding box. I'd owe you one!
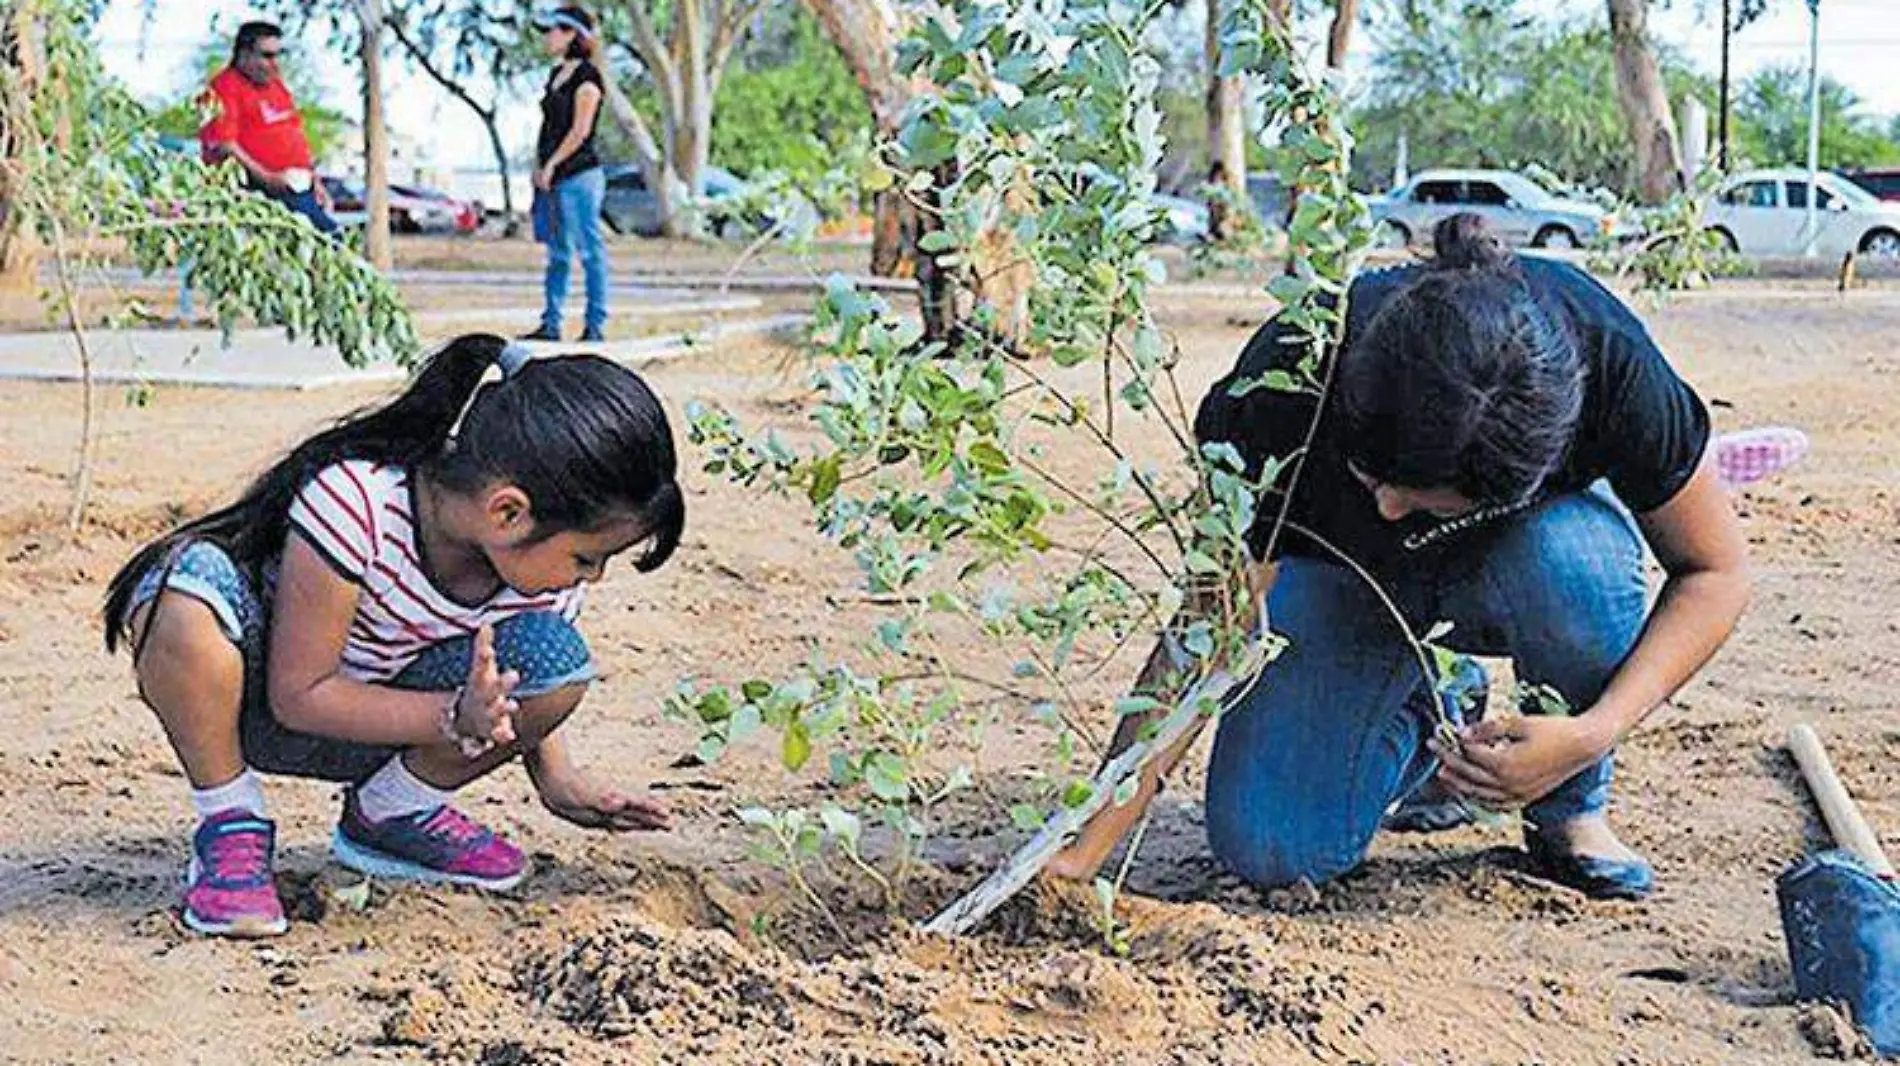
[0,3,42,292]
[1326,0,1360,70]
[357,0,393,270]
[1205,0,1246,239]
[615,0,764,238]
[1607,0,1686,204]
[798,0,910,275]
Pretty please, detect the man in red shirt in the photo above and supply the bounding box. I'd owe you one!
[199,22,338,234]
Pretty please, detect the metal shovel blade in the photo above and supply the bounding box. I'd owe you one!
[1778,848,1900,1056]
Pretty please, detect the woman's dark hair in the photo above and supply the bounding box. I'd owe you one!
[234,21,282,59]
[1335,212,1584,505]
[103,333,684,651]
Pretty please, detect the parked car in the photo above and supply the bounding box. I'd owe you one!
[1845,168,1900,204]
[1367,168,1620,250]
[390,184,482,235]
[1153,191,1211,245]
[601,163,792,238]
[319,175,367,229]
[317,176,466,234]
[1704,168,1900,259]
[1245,172,1289,226]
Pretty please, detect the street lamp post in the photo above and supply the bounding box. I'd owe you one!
[1803,0,1822,257]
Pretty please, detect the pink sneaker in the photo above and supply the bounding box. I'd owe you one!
[330,791,527,891]
[183,810,289,938]
[1715,426,1809,490]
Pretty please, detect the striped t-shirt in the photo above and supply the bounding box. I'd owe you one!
[285,460,583,682]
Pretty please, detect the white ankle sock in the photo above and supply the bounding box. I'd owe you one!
[354,756,453,824]
[191,770,267,820]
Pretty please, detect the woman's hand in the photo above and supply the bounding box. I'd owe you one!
[532,165,554,191]
[450,625,519,755]
[1430,714,1614,808]
[536,771,672,832]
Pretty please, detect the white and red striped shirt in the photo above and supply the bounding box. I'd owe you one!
[285,460,584,682]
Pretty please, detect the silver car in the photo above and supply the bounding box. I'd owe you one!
[1367,168,1619,250]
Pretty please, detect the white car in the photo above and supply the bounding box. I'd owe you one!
[1705,168,1900,259]
[1367,169,1621,250]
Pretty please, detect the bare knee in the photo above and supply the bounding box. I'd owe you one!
[512,682,588,749]
[131,595,243,706]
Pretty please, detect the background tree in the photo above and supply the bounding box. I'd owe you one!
[589,0,770,239]
[1204,0,1249,222]
[1732,64,1900,171]
[355,0,392,269]
[1349,1,1708,196]
[1607,0,1685,202]
[1,0,417,528]
[1326,0,1359,68]
[795,0,911,275]
[382,0,540,234]
[711,3,870,200]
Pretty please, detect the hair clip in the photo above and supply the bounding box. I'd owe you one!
[497,342,533,379]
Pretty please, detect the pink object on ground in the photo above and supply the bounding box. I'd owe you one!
[1715,426,1810,490]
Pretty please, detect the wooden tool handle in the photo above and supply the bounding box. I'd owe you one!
[1789,723,1896,878]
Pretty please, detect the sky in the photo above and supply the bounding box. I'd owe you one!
[92,0,1900,187]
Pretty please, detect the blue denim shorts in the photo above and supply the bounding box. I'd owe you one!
[130,541,596,783]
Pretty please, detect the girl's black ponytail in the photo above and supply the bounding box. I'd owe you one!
[103,335,509,651]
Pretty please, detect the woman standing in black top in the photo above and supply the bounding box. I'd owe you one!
[1050,214,1753,901]
[523,7,608,343]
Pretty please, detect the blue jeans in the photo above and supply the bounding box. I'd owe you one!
[541,166,608,334]
[265,186,341,235]
[1204,483,1649,889]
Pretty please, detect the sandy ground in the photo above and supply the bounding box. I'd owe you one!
[2,278,1898,1065]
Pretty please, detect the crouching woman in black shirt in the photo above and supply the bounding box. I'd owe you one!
[1052,214,1750,900]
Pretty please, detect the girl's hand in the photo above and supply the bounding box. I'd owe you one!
[1430,714,1613,808]
[451,625,519,755]
[532,166,554,191]
[537,772,672,832]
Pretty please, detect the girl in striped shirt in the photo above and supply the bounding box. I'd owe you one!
[103,333,685,938]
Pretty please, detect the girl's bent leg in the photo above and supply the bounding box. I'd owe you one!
[129,594,247,789]
[1204,558,1439,889]
[331,612,597,890]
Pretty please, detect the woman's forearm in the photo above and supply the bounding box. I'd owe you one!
[1588,566,1751,743]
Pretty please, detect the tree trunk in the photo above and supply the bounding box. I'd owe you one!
[1606,0,1685,204]
[1205,0,1246,239]
[358,0,393,270]
[1327,0,1360,70]
[381,10,517,236]
[798,0,909,275]
[479,112,517,237]
[0,3,42,292]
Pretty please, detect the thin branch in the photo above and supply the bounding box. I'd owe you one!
[1016,454,1172,579]
[1004,351,1192,559]
[49,221,97,533]
[382,9,495,121]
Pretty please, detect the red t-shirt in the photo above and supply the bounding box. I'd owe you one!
[199,67,313,173]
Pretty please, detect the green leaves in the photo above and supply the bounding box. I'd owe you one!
[0,1,417,372]
[674,0,1368,937]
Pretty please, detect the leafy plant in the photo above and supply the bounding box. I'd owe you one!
[1586,171,1747,300]
[671,0,1408,942]
[1,0,419,529]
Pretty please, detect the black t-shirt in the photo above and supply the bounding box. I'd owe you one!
[1194,256,1710,578]
[536,61,603,184]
